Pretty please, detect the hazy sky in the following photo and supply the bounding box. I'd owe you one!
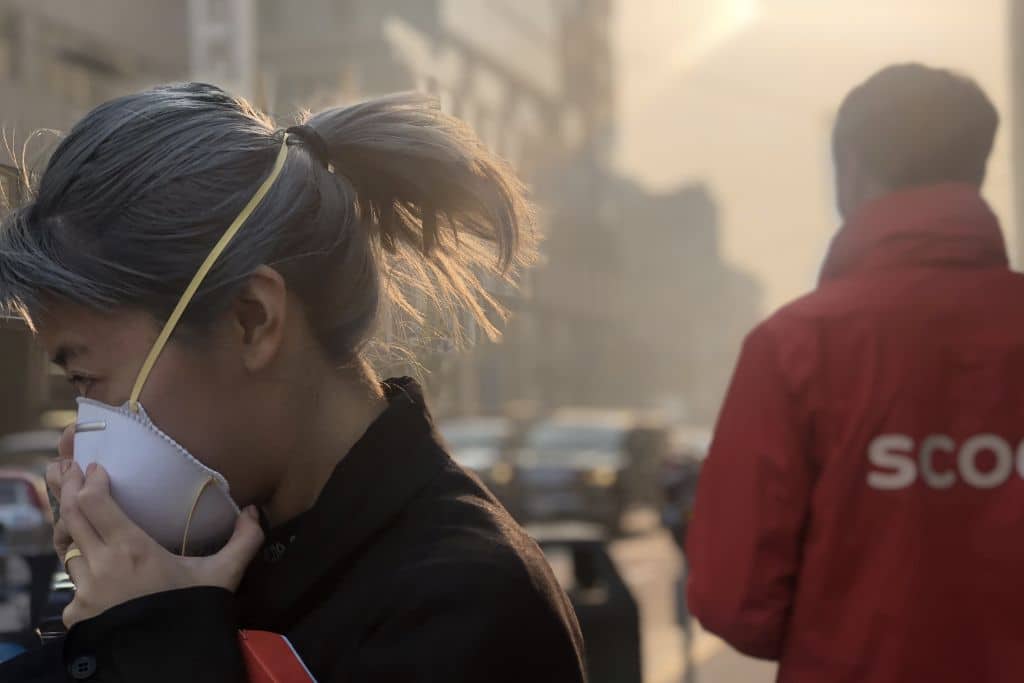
[614,0,1013,311]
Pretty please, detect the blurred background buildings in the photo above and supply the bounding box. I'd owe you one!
[0,0,761,434]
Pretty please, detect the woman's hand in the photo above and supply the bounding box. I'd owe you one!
[58,461,264,629]
[45,425,77,560]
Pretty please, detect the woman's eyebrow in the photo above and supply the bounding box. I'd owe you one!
[51,344,89,368]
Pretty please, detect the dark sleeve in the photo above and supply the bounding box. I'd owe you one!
[63,587,244,682]
[351,561,585,683]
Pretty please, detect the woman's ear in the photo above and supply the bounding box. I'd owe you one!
[232,265,287,372]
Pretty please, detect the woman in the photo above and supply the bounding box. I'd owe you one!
[0,83,585,681]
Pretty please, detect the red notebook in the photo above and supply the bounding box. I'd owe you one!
[238,630,317,682]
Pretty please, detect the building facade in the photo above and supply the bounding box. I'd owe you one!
[0,0,614,429]
[244,0,614,417]
[0,0,753,435]
[614,183,761,423]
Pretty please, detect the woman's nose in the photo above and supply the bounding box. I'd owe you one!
[58,422,75,460]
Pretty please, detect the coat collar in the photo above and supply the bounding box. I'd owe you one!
[237,377,446,630]
[819,183,1008,285]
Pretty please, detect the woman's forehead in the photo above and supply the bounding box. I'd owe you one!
[36,304,156,362]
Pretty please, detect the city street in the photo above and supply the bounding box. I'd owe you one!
[609,514,777,683]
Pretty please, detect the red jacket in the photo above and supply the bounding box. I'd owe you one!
[687,184,1024,682]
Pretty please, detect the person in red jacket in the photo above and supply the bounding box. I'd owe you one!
[686,63,1024,683]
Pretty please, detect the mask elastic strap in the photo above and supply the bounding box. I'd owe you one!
[128,135,292,413]
[180,475,216,556]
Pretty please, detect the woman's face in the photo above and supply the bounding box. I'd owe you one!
[35,302,282,508]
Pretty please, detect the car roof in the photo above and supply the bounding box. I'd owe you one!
[0,430,61,456]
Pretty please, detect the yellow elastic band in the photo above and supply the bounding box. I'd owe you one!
[129,136,291,412]
[180,475,216,556]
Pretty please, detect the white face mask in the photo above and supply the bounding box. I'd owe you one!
[73,399,238,554]
[72,134,292,555]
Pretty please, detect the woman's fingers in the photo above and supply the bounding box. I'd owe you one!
[207,506,264,590]
[60,463,103,554]
[52,518,73,558]
[47,425,75,547]
[75,464,143,545]
[47,458,75,556]
[63,543,91,589]
[58,423,75,460]
[46,458,73,512]
[45,459,66,498]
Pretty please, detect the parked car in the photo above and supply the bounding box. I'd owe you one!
[0,430,62,477]
[438,417,523,516]
[516,411,667,535]
[0,470,52,557]
[0,430,62,634]
[0,431,60,554]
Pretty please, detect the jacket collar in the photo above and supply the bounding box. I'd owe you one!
[237,377,446,630]
[819,183,1008,285]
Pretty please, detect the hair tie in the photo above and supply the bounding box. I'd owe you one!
[286,125,332,171]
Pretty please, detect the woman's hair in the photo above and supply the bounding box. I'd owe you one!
[0,82,535,362]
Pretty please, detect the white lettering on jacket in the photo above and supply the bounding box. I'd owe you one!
[867,434,1024,490]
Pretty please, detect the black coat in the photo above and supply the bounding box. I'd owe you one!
[2,379,587,682]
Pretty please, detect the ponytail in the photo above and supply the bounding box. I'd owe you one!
[301,93,536,342]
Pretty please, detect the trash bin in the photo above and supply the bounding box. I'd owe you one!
[532,523,643,683]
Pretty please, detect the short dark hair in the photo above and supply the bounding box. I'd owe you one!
[833,63,998,188]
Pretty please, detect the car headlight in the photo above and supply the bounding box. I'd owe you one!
[490,462,514,486]
[585,466,618,488]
